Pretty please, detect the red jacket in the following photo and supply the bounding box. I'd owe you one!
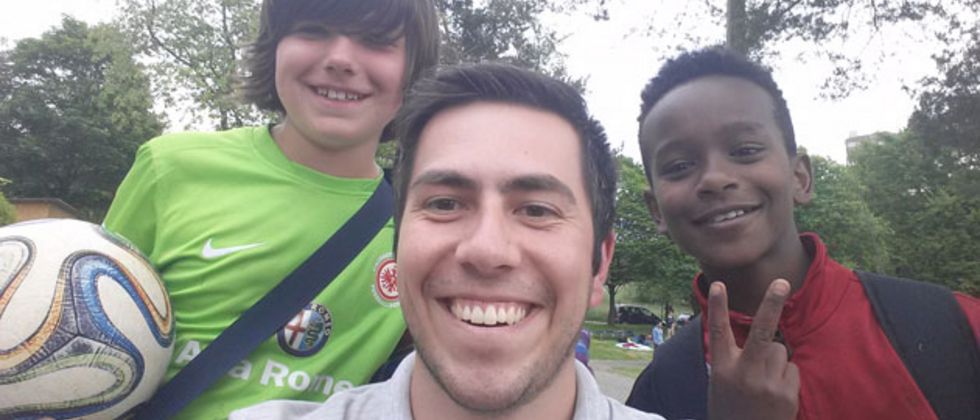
[694,233,980,420]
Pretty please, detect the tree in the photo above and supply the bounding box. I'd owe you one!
[0,17,164,220]
[0,195,13,226]
[909,7,980,171]
[640,0,952,98]
[849,132,980,294]
[436,0,583,89]
[607,155,697,323]
[912,189,980,294]
[118,0,588,132]
[724,1,944,55]
[0,178,14,226]
[118,0,262,130]
[794,155,891,272]
[899,7,980,294]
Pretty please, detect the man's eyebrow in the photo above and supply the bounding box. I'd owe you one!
[500,175,577,205]
[410,170,477,190]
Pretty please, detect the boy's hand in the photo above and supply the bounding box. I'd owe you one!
[707,279,799,420]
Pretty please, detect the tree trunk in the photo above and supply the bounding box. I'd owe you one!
[219,109,230,131]
[726,0,749,54]
[606,283,617,325]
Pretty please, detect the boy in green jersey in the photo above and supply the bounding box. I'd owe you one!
[103,0,439,418]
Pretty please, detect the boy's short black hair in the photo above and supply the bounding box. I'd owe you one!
[241,0,440,117]
[637,47,796,179]
[392,63,617,274]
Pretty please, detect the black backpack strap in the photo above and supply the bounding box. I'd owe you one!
[857,271,980,420]
[627,314,708,420]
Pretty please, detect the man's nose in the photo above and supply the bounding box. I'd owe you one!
[454,208,521,278]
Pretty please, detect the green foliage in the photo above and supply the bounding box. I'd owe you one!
[795,155,891,272]
[850,132,980,294]
[0,190,14,226]
[119,0,263,130]
[376,142,399,170]
[729,1,943,54]
[913,189,980,294]
[608,155,698,323]
[437,0,584,91]
[118,0,586,131]
[910,8,980,172]
[0,17,164,221]
[752,0,943,96]
[672,0,953,98]
[896,6,980,295]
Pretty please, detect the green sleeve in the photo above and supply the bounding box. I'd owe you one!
[103,144,160,258]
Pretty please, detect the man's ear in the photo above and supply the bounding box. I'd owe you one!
[589,231,616,308]
[793,154,813,205]
[643,189,669,235]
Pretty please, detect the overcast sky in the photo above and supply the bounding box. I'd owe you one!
[0,0,943,163]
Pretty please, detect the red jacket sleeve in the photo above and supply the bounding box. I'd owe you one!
[954,292,980,348]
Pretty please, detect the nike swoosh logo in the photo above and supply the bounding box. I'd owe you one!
[202,239,263,259]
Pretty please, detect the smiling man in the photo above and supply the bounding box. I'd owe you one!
[392,64,627,419]
[231,63,661,419]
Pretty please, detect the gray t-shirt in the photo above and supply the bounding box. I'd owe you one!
[230,352,665,420]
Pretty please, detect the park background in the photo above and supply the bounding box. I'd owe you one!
[1,0,978,396]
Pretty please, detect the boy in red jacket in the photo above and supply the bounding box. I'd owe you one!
[626,47,980,420]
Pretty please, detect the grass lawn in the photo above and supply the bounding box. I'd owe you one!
[583,320,654,341]
[589,337,654,361]
[583,320,660,363]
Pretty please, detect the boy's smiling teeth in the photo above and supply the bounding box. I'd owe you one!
[451,301,528,326]
[314,87,362,101]
[711,209,747,224]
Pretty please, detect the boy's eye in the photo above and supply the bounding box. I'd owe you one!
[731,144,764,157]
[659,160,694,177]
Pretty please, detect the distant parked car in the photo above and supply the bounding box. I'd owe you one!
[615,304,662,325]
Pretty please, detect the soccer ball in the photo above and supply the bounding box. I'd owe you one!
[0,219,174,419]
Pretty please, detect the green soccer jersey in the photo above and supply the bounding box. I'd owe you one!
[104,126,405,419]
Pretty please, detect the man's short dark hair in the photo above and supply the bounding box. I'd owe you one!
[393,63,616,274]
[240,0,440,125]
[637,47,796,179]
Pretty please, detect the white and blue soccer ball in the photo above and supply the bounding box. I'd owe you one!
[0,219,174,419]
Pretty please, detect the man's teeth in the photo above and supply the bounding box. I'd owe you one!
[452,302,527,326]
[315,88,362,101]
[711,209,747,223]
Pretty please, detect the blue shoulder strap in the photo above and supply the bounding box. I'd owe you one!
[136,179,394,419]
[857,271,980,420]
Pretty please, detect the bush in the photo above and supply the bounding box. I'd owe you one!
[0,192,15,226]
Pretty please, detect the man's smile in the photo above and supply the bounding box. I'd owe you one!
[448,299,533,327]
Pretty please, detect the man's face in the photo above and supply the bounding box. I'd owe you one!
[640,76,811,274]
[397,101,613,413]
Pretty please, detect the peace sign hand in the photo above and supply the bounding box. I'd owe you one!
[707,279,799,420]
